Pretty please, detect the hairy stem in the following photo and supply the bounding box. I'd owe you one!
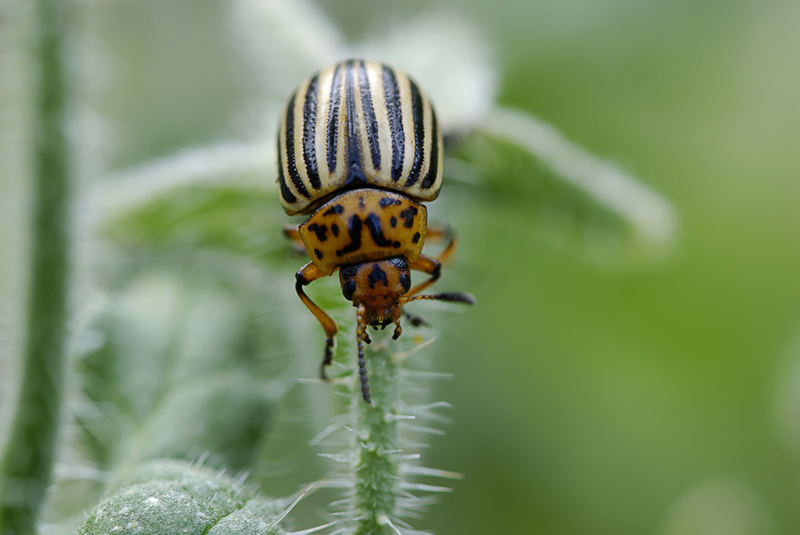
[352,347,401,535]
[0,0,71,533]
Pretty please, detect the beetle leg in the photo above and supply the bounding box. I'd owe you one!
[356,306,372,403]
[424,224,454,243]
[406,254,441,297]
[283,224,307,254]
[295,262,338,379]
[435,234,457,264]
[392,320,403,340]
[406,235,458,296]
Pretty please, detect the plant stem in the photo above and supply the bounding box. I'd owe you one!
[352,348,401,535]
[0,0,71,533]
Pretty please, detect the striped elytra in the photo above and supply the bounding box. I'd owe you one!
[277,59,444,215]
[282,60,473,404]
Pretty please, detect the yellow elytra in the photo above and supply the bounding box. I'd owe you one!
[278,59,472,403]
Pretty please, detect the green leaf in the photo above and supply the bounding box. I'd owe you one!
[78,460,286,535]
[100,185,288,266]
[74,272,283,477]
[463,107,677,264]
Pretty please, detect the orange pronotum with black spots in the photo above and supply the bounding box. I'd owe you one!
[277,59,473,403]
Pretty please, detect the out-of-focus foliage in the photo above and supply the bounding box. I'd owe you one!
[1,0,799,534]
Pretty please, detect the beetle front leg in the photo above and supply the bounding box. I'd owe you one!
[406,236,457,297]
[283,224,307,254]
[406,254,441,297]
[423,224,454,245]
[295,262,338,379]
[392,320,402,340]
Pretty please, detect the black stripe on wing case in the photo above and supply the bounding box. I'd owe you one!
[302,74,321,190]
[382,65,404,181]
[404,79,425,188]
[345,60,366,186]
[358,61,381,169]
[420,109,439,189]
[326,64,343,173]
[284,93,310,198]
[277,135,297,204]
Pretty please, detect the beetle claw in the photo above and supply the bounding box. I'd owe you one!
[393,322,402,340]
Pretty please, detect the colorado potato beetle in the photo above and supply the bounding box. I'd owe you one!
[278,59,473,402]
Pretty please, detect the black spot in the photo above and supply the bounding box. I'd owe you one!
[399,273,411,292]
[336,215,363,256]
[368,263,389,289]
[359,196,365,209]
[412,232,421,243]
[340,264,359,279]
[399,206,418,228]
[393,241,401,248]
[331,223,339,236]
[389,257,408,270]
[323,204,344,215]
[380,196,402,208]
[307,223,328,242]
[314,248,324,259]
[390,216,397,227]
[364,213,393,247]
[341,278,356,300]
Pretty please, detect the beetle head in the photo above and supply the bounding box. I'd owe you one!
[339,257,411,328]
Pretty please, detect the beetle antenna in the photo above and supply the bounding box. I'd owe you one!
[356,307,372,403]
[402,292,476,305]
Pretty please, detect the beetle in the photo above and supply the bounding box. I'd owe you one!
[277,59,473,403]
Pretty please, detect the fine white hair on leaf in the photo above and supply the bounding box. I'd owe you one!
[354,13,498,133]
[286,521,337,535]
[379,514,433,535]
[310,421,349,445]
[481,107,677,256]
[397,423,446,436]
[399,465,463,480]
[269,482,320,528]
[86,139,274,226]
[399,482,453,494]
[378,515,404,535]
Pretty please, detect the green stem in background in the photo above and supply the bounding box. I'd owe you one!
[352,348,401,535]
[0,0,71,533]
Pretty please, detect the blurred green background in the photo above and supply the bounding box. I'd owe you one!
[2,0,800,534]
